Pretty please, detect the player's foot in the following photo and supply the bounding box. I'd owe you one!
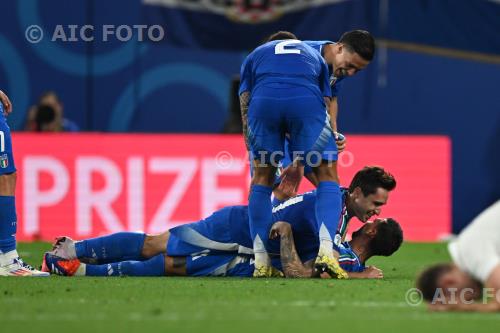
[50,236,77,259]
[270,267,284,278]
[314,255,348,279]
[0,250,49,277]
[42,253,82,276]
[253,265,274,278]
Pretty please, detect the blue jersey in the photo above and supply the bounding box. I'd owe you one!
[0,104,17,175]
[303,40,344,97]
[167,191,361,275]
[239,39,331,102]
[338,242,365,272]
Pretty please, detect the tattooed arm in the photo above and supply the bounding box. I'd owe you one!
[270,222,313,278]
[239,91,251,151]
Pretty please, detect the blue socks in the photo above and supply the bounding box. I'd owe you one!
[315,181,342,255]
[248,184,273,266]
[84,253,166,277]
[0,196,17,253]
[75,232,146,264]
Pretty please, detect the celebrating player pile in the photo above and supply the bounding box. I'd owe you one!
[238,30,374,277]
[43,166,402,278]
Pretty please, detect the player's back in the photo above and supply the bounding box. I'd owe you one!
[240,39,328,94]
[448,200,500,282]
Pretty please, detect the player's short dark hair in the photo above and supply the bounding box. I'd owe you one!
[416,263,454,302]
[266,31,297,42]
[349,166,396,196]
[369,218,403,256]
[339,30,375,61]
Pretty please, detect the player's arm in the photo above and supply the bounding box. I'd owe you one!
[328,96,347,153]
[328,97,338,133]
[269,221,313,278]
[239,91,251,150]
[429,265,500,312]
[238,54,253,151]
[347,266,383,279]
[0,90,12,115]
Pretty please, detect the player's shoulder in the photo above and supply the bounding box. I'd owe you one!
[303,40,335,50]
[338,242,356,258]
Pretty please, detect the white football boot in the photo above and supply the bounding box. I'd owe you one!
[50,236,77,260]
[0,250,50,277]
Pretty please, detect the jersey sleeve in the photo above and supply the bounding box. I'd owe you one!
[238,53,253,95]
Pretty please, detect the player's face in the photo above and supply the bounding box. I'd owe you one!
[333,46,369,78]
[352,218,386,239]
[352,187,389,222]
[438,267,483,302]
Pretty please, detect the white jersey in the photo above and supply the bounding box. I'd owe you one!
[448,200,500,283]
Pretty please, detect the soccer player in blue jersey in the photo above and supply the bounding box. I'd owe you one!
[0,90,49,276]
[265,30,375,197]
[43,166,400,278]
[267,30,374,143]
[43,200,402,278]
[239,33,345,278]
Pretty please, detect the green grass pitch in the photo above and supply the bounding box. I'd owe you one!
[1,242,499,332]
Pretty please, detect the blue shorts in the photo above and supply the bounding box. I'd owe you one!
[184,253,254,277]
[249,138,313,188]
[166,207,255,276]
[0,113,17,175]
[248,85,337,168]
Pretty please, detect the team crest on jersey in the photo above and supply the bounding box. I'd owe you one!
[146,0,345,23]
[0,154,8,168]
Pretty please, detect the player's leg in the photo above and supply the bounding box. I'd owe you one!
[247,95,282,276]
[43,252,256,278]
[0,110,48,276]
[285,92,346,279]
[51,232,148,264]
[43,252,168,277]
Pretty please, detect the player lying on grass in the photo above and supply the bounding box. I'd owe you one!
[44,165,397,278]
[417,200,500,312]
[43,210,402,278]
[262,165,396,276]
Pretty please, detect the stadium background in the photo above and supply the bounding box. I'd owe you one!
[0,0,499,241]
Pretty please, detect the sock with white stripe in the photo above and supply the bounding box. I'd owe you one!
[315,181,342,258]
[83,254,166,277]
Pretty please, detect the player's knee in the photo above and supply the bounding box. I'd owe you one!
[312,161,338,183]
[0,172,17,195]
[141,232,169,258]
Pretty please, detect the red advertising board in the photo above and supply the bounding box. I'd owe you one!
[12,134,451,241]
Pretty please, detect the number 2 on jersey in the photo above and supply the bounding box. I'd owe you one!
[274,40,301,55]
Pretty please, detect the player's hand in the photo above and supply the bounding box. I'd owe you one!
[276,161,304,198]
[0,90,13,116]
[363,266,383,279]
[335,132,346,153]
[269,221,292,240]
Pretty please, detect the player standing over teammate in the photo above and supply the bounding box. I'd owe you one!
[239,34,346,277]
[0,90,48,276]
[269,30,375,195]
